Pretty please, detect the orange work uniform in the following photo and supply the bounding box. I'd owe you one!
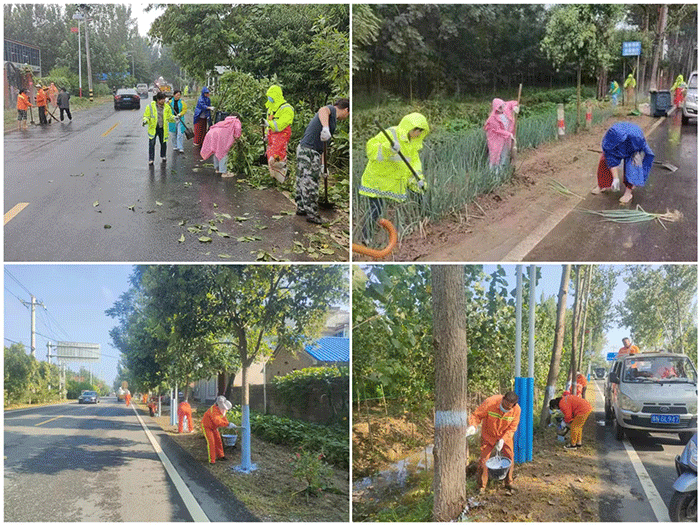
[469,394,521,488]
[125,391,131,406]
[558,394,592,446]
[576,374,588,398]
[35,89,47,107]
[17,93,32,110]
[617,344,639,357]
[201,404,229,463]
[178,401,194,433]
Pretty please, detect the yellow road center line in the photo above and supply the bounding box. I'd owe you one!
[102,122,119,137]
[4,203,29,225]
[35,415,63,427]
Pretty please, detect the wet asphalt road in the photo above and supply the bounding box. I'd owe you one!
[4,100,345,262]
[525,114,697,262]
[591,379,685,522]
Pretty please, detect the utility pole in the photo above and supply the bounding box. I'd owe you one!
[79,4,94,101]
[72,12,84,97]
[20,295,45,358]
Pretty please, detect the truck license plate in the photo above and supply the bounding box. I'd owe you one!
[650,414,680,424]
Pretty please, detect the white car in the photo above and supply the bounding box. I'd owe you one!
[682,71,697,124]
[605,352,697,444]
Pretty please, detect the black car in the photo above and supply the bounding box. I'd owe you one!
[114,88,140,110]
[78,390,99,404]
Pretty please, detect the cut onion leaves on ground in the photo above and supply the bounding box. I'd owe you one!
[583,206,682,230]
[548,179,583,199]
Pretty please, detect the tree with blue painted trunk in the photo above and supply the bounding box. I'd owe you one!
[432,265,467,521]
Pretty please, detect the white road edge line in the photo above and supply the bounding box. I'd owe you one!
[132,405,210,522]
[621,438,670,522]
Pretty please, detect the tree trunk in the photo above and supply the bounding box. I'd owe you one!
[577,267,593,371]
[432,265,467,522]
[576,65,582,132]
[539,264,571,428]
[569,266,581,395]
[649,5,668,91]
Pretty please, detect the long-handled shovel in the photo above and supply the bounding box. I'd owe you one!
[352,218,397,259]
[319,140,335,210]
[511,83,523,164]
[28,106,37,126]
[374,119,422,186]
[256,120,268,166]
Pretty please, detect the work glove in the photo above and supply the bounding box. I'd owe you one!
[208,106,214,111]
[513,105,520,114]
[227,422,237,429]
[261,118,269,127]
[391,140,401,154]
[496,439,504,452]
[142,121,147,126]
[466,425,477,437]
[408,177,427,194]
[320,126,331,142]
[511,136,517,148]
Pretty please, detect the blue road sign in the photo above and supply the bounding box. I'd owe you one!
[606,352,618,361]
[622,41,642,57]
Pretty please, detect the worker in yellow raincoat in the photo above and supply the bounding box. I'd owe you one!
[264,85,295,183]
[358,112,429,242]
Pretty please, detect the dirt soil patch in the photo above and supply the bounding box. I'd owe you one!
[146,401,349,522]
[353,389,605,522]
[384,111,658,262]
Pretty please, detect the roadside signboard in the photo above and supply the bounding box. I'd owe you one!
[606,352,618,361]
[55,341,100,361]
[622,41,642,57]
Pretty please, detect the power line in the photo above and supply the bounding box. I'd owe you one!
[4,268,33,297]
[4,286,25,305]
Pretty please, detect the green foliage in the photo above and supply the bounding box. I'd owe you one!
[291,448,335,498]
[618,265,697,360]
[4,343,62,406]
[227,409,348,468]
[272,366,347,406]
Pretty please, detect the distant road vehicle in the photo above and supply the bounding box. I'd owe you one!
[78,391,99,404]
[136,83,149,99]
[114,88,141,110]
[594,367,607,380]
[682,71,697,125]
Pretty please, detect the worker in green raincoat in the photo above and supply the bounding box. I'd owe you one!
[671,74,686,107]
[264,85,295,183]
[358,112,430,241]
[624,73,636,106]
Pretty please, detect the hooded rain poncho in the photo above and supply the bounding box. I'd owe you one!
[484,98,518,166]
[193,88,211,123]
[601,122,654,187]
[359,113,429,202]
[265,85,294,161]
[201,116,242,161]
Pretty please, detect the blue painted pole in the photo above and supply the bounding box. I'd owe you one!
[234,403,257,473]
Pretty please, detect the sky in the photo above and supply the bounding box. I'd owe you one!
[132,3,164,38]
[4,265,134,388]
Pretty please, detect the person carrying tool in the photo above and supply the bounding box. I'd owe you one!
[178,398,194,433]
[264,85,295,183]
[192,87,214,146]
[124,389,132,407]
[200,114,242,177]
[358,113,429,242]
[466,391,521,492]
[57,87,72,122]
[16,88,32,131]
[590,121,654,204]
[36,84,48,125]
[609,80,622,107]
[671,74,686,107]
[617,337,639,356]
[549,393,592,450]
[295,98,350,224]
[143,91,176,165]
[201,395,237,464]
[484,98,519,170]
[168,90,188,153]
[624,73,636,106]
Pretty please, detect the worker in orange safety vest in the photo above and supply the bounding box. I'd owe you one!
[466,391,521,492]
[201,396,237,463]
[550,394,593,450]
[124,389,131,406]
[576,372,588,398]
[178,399,194,433]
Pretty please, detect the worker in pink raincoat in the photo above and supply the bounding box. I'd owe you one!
[200,114,242,177]
[484,98,520,169]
